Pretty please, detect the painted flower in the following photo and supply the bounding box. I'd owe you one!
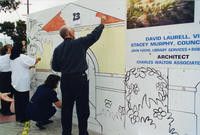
[153,107,167,120]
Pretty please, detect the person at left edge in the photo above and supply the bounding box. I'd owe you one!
[10,42,41,123]
[0,44,14,116]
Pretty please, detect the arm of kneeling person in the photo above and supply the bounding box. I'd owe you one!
[54,100,62,108]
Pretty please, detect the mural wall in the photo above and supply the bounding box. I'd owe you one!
[27,0,200,135]
[27,0,126,134]
[126,0,200,135]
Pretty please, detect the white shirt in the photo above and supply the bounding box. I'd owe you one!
[0,54,11,72]
[10,54,36,92]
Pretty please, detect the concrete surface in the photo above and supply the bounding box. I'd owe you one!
[0,116,101,135]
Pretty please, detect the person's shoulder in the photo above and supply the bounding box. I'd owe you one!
[38,84,44,88]
[4,54,10,57]
[19,54,27,58]
[36,85,48,92]
[36,85,43,90]
[71,37,84,45]
[19,54,33,60]
[6,54,10,57]
[0,54,10,58]
[40,85,54,91]
[54,42,64,53]
[39,84,51,89]
[56,41,65,49]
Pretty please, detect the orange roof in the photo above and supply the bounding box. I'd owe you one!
[42,12,66,32]
[96,12,124,24]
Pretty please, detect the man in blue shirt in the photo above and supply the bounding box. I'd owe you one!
[52,17,106,135]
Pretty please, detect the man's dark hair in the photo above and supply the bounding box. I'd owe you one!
[10,42,23,60]
[44,74,61,89]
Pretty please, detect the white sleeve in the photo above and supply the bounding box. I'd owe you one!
[0,56,5,71]
[20,54,36,67]
[0,55,10,72]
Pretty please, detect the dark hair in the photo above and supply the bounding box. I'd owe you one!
[10,42,23,60]
[44,74,61,89]
[0,45,8,55]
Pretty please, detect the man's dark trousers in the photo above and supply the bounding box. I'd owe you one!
[61,73,89,135]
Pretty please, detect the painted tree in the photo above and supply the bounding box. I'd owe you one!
[0,0,20,13]
[127,0,194,29]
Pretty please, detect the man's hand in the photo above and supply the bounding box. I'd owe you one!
[0,93,14,102]
[101,16,107,25]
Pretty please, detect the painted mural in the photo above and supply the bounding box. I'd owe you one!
[27,0,200,135]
